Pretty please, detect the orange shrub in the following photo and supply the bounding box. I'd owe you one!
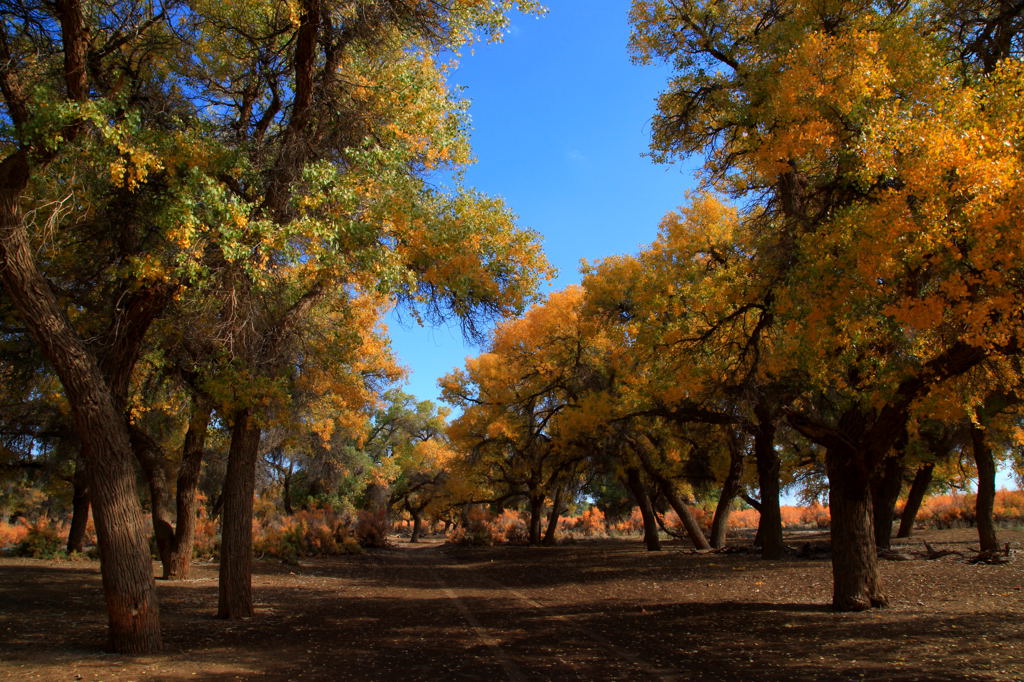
[913,489,1024,529]
[253,507,360,559]
[609,508,645,535]
[491,509,529,544]
[799,503,831,528]
[448,505,495,545]
[192,503,218,558]
[0,520,29,548]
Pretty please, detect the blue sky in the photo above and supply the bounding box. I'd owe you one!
[388,1,699,405]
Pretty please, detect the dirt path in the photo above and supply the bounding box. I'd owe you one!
[1,530,1023,680]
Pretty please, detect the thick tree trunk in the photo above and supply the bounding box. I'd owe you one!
[896,463,934,538]
[218,409,261,619]
[527,492,544,545]
[67,459,90,554]
[409,510,423,543]
[626,468,661,551]
[970,424,1000,553]
[0,153,161,653]
[710,431,745,549]
[826,447,887,611]
[753,409,784,559]
[166,400,210,580]
[870,455,904,550]
[542,486,563,546]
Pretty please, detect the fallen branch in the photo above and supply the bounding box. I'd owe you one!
[922,541,963,560]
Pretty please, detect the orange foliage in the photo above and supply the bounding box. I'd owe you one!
[558,507,608,537]
[0,520,29,548]
[253,508,362,559]
[903,490,1024,530]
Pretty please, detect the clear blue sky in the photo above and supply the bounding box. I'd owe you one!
[388,1,699,405]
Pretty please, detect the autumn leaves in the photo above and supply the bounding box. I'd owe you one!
[444,0,1024,612]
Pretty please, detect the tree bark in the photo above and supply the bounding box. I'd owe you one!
[166,400,210,579]
[970,424,1000,553]
[542,485,563,546]
[896,463,934,538]
[0,153,162,653]
[281,458,294,516]
[626,468,661,551]
[218,408,261,619]
[826,446,887,611]
[67,458,90,554]
[654,475,711,550]
[635,437,710,549]
[409,507,423,543]
[527,491,544,545]
[710,430,745,548]
[753,406,784,559]
[870,455,904,550]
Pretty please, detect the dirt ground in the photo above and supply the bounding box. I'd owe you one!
[1,528,1022,681]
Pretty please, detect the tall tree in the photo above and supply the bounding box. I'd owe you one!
[631,0,1024,609]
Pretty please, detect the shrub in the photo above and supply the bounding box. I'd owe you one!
[16,516,65,559]
[448,506,495,546]
[355,509,391,548]
[0,520,28,550]
[252,507,360,559]
[491,509,529,544]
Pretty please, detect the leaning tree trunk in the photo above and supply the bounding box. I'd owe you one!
[218,408,261,619]
[754,408,784,559]
[896,463,934,538]
[710,431,745,549]
[0,153,162,653]
[166,400,211,579]
[653,475,711,550]
[870,455,904,550]
[636,438,710,549]
[67,459,91,554]
[970,424,1000,553]
[542,485,563,546]
[826,446,887,611]
[626,468,661,551]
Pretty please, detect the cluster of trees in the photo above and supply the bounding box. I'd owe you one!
[5,0,1024,658]
[441,0,1024,615]
[0,0,549,653]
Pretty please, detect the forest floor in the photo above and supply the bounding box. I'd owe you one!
[1,527,1022,681]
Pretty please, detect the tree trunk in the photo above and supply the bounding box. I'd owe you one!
[635,438,710,549]
[542,486,563,546]
[166,400,210,580]
[528,492,544,545]
[970,424,1000,553]
[129,426,176,578]
[896,463,934,538]
[870,455,904,550]
[653,475,710,550]
[409,505,423,543]
[626,468,661,551]
[281,459,294,516]
[0,153,162,653]
[710,430,745,549]
[218,408,261,619]
[754,407,784,559]
[826,447,886,611]
[67,459,90,554]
